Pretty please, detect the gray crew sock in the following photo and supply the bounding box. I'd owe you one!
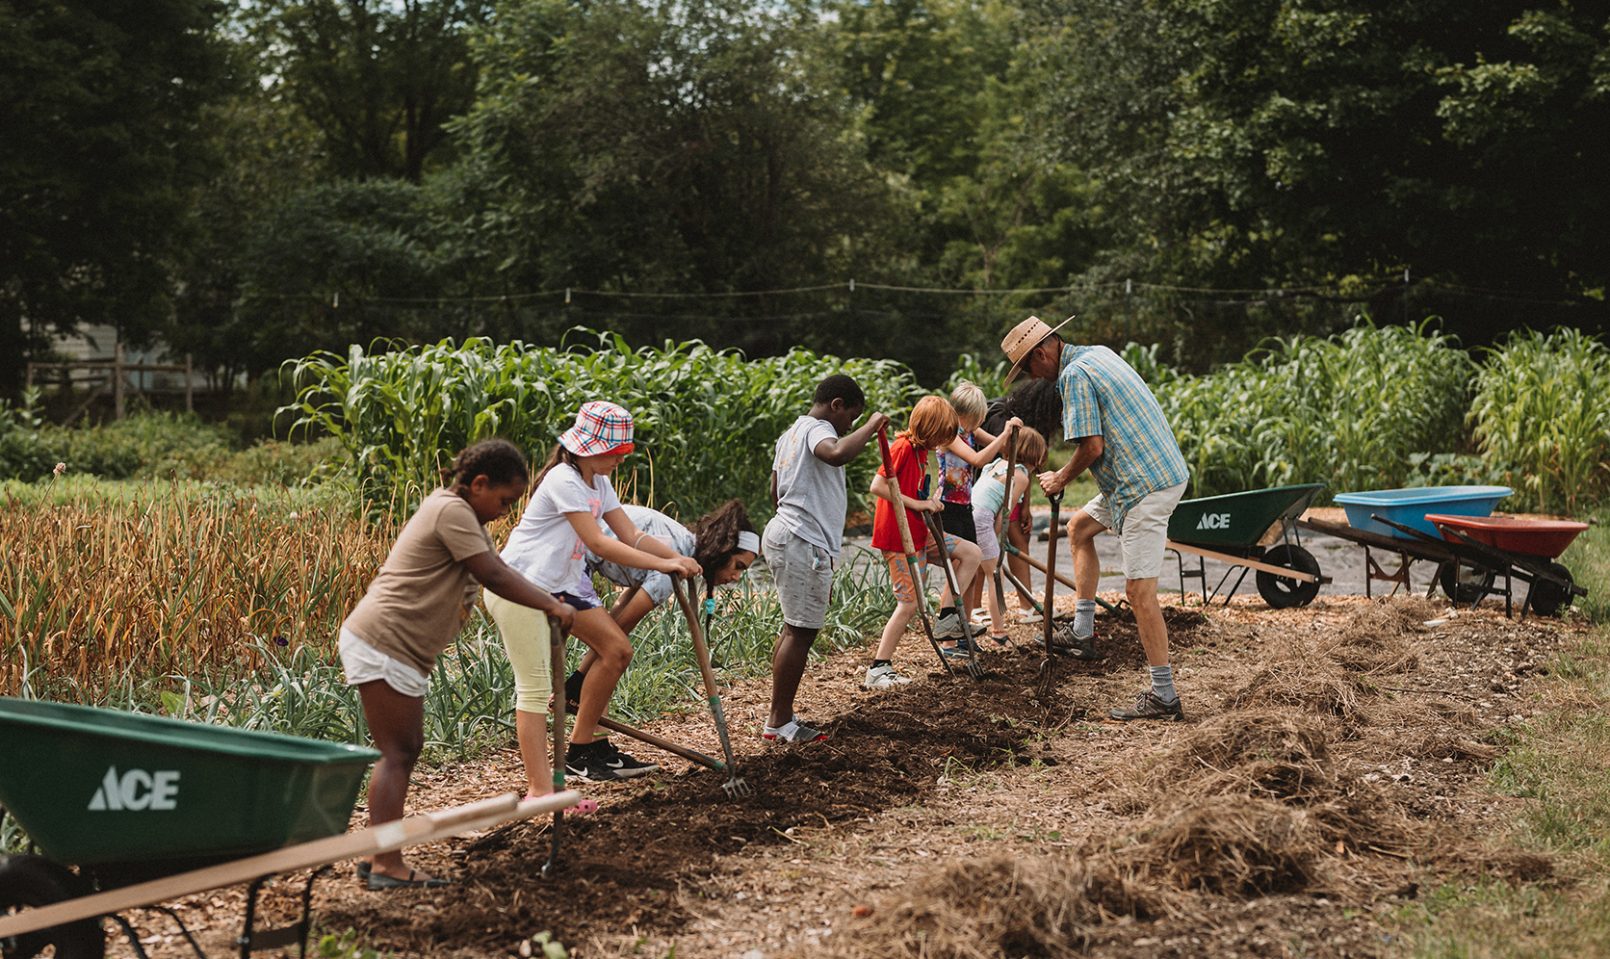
[1073,599,1097,638]
[1149,665,1178,704]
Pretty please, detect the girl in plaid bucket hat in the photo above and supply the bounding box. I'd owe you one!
[493,402,702,784]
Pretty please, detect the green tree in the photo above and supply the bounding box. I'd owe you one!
[1030,0,1610,347]
[450,0,896,357]
[0,0,231,394]
[255,0,490,181]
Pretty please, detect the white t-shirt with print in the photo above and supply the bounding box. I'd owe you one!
[501,462,623,592]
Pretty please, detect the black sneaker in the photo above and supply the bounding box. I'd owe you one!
[1109,690,1185,722]
[564,742,660,782]
[563,670,585,715]
[1038,626,1103,660]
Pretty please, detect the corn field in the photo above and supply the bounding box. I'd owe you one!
[1136,321,1475,500]
[1471,328,1610,515]
[282,331,921,518]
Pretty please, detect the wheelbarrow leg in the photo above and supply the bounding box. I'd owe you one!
[149,903,208,958]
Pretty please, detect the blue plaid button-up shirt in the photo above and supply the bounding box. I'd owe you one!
[1058,345,1188,532]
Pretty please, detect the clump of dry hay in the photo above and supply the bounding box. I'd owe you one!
[1223,598,1436,721]
[1223,641,1365,721]
[1326,599,1428,676]
[817,851,1171,959]
[1137,709,1337,803]
[1120,796,1320,896]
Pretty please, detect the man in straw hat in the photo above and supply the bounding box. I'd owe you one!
[1001,315,1190,721]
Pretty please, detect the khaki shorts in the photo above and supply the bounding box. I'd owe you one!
[484,590,555,715]
[339,627,430,698]
[1082,482,1187,581]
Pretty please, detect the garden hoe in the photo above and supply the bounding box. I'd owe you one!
[1037,490,1063,698]
[877,425,956,678]
[671,575,754,799]
[543,614,573,878]
[925,511,984,680]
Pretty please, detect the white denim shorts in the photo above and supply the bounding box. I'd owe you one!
[1082,481,1188,581]
[338,627,431,698]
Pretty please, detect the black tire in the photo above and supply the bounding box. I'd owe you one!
[1439,563,1496,606]
[0,855,104,959]
[1256,545,1322,609]
[1529,562,1574,617]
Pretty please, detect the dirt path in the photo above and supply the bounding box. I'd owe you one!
[117,595,1579,958]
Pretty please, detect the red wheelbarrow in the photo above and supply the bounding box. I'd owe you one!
[1424,514,1590,617]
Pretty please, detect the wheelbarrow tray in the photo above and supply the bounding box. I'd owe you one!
[0,697,377,881]
[1334,486,1511,540]
[1425,514,1588,560]
[1167,483,1326,553]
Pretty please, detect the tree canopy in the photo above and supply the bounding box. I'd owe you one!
[3,0,1606,395]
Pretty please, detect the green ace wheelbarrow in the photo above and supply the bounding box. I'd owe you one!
[1165,483,1329,608]
[0,697,581,959]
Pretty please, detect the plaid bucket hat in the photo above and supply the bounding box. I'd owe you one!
[559,401,635,457]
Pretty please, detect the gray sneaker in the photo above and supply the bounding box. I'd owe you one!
[932,612,967,639]
[864,664,913,690]
[1109,690,1185,722]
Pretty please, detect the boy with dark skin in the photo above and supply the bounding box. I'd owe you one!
[762,375,888,741]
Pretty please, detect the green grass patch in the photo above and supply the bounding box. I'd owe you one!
[1397,508,1610,956]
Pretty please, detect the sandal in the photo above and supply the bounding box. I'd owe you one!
[987,632,1010,646]
[366,868,452,890]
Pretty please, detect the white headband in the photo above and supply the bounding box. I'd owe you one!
[736,530,761,554]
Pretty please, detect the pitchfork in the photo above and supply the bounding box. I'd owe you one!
[671,576,754,799]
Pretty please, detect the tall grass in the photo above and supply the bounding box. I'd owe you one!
[1470,328,1610,514]
[0,478,388,696]
[283,332,921,518]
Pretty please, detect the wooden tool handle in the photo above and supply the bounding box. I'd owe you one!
[876,425,921,558]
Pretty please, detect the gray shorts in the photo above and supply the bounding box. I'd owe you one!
[762,518,833,630]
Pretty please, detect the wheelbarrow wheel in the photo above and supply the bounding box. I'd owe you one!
[0,855,104,959]
[1528,562,1574,617]
[1438,563,1495,606]
[1256,545,1321,609]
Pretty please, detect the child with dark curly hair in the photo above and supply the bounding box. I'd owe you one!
[560,498,759,695]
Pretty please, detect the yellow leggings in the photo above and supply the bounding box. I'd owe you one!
[484,590,554,715]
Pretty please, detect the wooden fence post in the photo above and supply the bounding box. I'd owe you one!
[113,342,126,420]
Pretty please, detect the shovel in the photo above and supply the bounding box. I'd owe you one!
[876,425,955,678]
[671,576,754,799]
[925,512,984,680]
[1037,490,1063,696]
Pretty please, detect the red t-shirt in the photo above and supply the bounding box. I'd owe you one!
[872,436,930,553]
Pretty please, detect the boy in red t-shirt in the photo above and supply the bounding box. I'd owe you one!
[865,396,984,689]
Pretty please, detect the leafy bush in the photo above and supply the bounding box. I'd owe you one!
[1470,328,1610,514]
[283,332,921,517]
[1150,320,1474,498]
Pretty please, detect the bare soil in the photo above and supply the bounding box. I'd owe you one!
[108,594,1583,959]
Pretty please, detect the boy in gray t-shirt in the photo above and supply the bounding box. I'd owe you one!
[761,374,888,744]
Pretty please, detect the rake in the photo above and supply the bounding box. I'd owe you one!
[876,425,956,678]
[671,575,754,799]
[925,511,984,680]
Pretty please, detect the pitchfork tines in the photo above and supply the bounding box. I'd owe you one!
[722,774,754,799]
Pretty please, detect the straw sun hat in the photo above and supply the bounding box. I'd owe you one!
[1001,314,1075,384]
